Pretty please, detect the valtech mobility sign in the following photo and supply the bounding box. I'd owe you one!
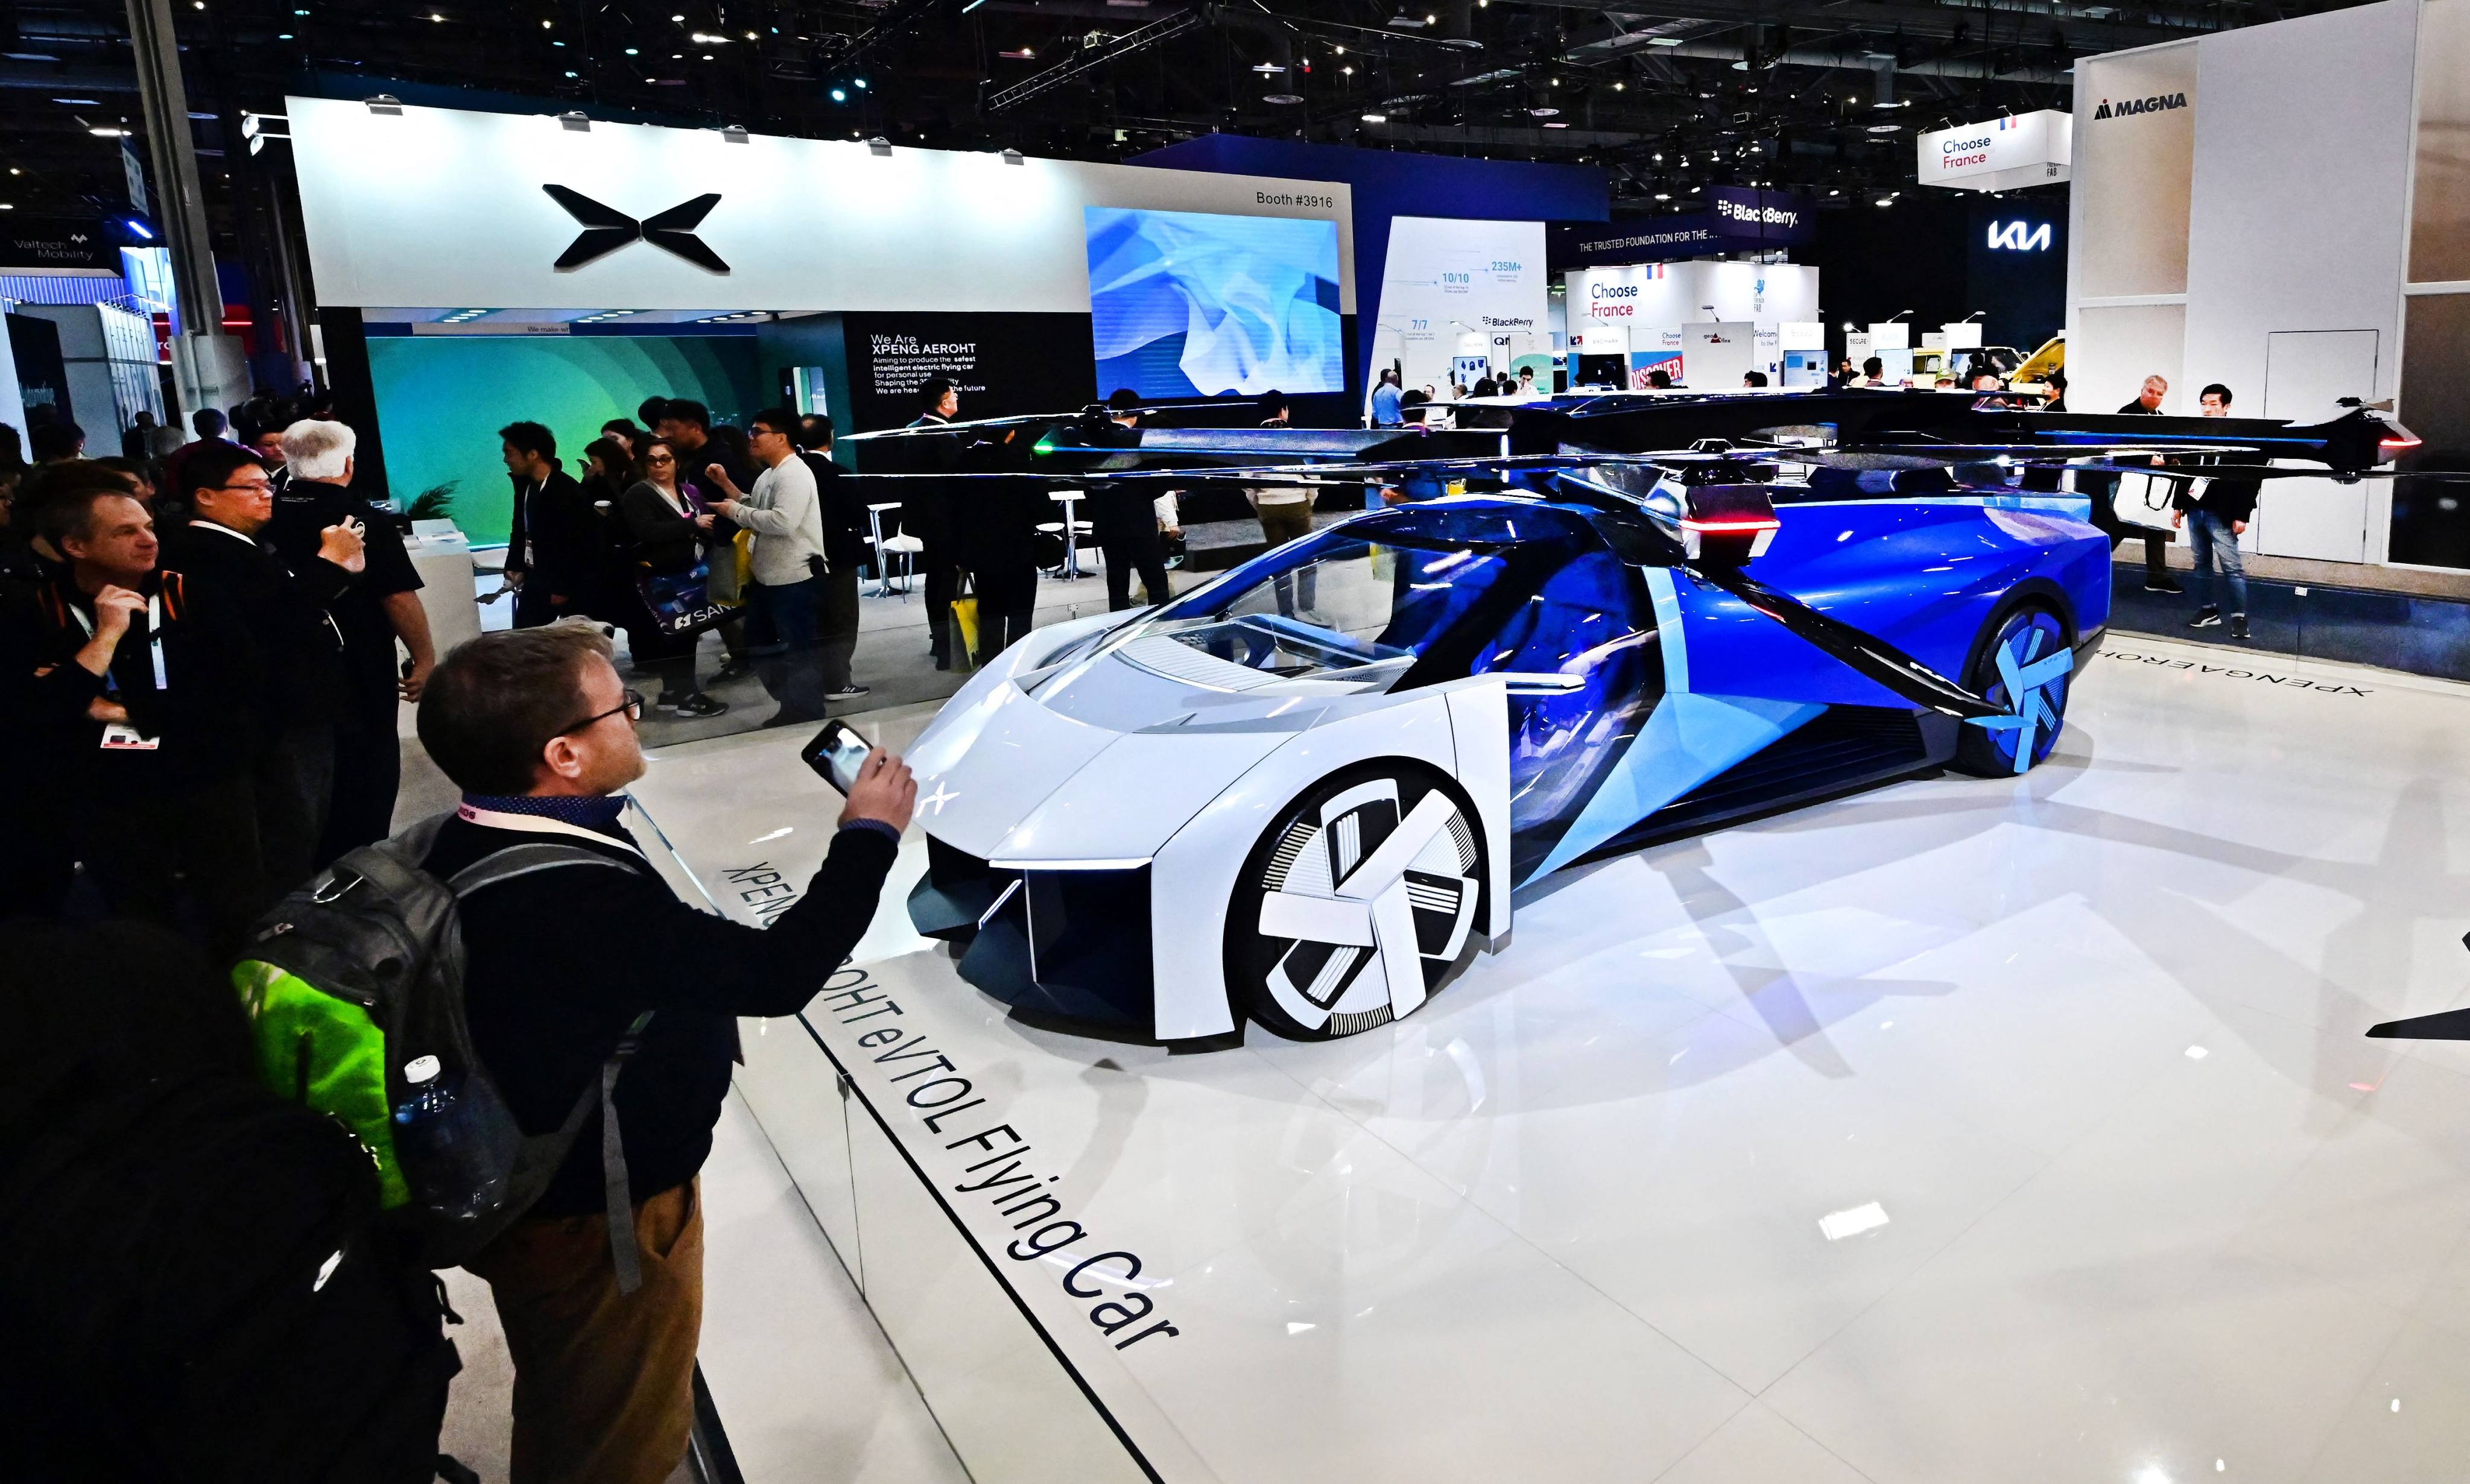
[1914,109,2072,193]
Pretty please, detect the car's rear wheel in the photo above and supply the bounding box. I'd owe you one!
[1227,765,1487,1041]
[1954,603,2073,777]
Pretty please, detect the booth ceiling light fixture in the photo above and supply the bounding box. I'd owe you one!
[1001,147,1024,163]
[1867,123,1902,133]
[1528,106,1558,117]
[1264,92,1305,104]
[1361,112,1388,123]
[89,125,127,137]
[559,111,591,131]
[830,87,846,101]
[867,136,893,155]
[1543,121,1568,128]
[54,96,102,106]
[367,95,404,113]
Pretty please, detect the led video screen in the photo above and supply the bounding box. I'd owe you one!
[1085,206,1344,399]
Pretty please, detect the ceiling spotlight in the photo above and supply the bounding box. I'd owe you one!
[89,125,128,137]
[1361,112,1389,124]
[1001,147,1025,164]
[1342,65,1354,74]
[1542,121,1568,129]
[1252,62,1285,74]
[1528,106,1558,118]
[1264,92,1305,105]
[1867,123,1902,133]
[366,93,404,113]
[1875,196,1894,206]
[829,87,846,101]
[1386,13,1427,27]
[854,77,868,88]
[1613,81,1624,91]
[1655,192,1671,200]
[867,136,893,156]
[1334,44,1344,54]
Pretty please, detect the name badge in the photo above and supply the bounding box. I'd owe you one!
[101,722,160,751]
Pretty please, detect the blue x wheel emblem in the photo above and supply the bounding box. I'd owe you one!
[1966,626,2072,773]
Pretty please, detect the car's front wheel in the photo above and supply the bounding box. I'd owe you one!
[1953,602,2074,776]
[1226,765,1487,1040]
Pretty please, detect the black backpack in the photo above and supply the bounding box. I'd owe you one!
[0,921,461,1483]
[233,813,659,1284]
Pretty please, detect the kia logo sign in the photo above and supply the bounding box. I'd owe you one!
[1986,220,2051,252]
[543,185,730,273]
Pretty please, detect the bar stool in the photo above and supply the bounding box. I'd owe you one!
[1040,489,1092,579]
[878,532,923,598]
[865,502,904,596]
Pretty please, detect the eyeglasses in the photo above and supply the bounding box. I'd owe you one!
[645,452,675,464]
[558,688,645,736]
[206,479,273,493]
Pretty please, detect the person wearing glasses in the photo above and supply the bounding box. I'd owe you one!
[618,437,727,718]
[414,622,914,1484]
[162,443,367,901]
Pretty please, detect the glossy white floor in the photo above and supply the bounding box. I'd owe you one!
[625,633,2470,1484]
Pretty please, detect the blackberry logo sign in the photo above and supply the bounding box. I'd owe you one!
[2092,93,2187,121]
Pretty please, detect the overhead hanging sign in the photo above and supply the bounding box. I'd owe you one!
[1559,188,1814,266]
[1915,110,2073,193]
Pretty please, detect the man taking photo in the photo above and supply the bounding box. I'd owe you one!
[416,623,913,1484]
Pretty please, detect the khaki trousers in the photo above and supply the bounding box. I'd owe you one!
[466,1180,704,1484]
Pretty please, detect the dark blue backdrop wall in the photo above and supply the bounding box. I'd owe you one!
[1130,136,1609,393]
[1803,189,2067,360]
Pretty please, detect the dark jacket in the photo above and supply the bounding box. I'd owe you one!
[502,469,606,602]
[263,479,424,722]
[160,520,355,728]
[2175,461,2261,524]
[899,412,963,548]
[423,813,898,1216]
[799,450,871,572]
[2117,399,2161,415]
[0,565,255,792]
[619,480,705,576]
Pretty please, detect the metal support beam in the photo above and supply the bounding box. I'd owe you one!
[124,0,246,416]
[987,8,1204,112]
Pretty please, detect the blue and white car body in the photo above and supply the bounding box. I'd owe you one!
[901,468,2108,1045]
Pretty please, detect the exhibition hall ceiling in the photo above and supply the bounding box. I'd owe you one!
[0,0,2389,262]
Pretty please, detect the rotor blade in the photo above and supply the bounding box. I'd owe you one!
[1688,563,2009,721]
[841,413,1081,441]
[2367,1008,2470,1040]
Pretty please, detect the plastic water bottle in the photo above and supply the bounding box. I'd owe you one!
[390,1055,508,1222]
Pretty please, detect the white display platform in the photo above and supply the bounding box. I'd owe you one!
[627,641,2470,1483]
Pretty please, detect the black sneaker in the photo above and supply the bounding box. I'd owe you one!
[825,684,871,701]
[2230,614,2249,641]
[2188,607,2222,629]
[670,692,728,718]
[2146,576,2187,595]
[712,659,753,683]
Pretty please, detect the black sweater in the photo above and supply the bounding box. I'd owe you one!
[424,813,898,1216]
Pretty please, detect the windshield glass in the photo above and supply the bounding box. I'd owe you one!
[1096,502,1600,693]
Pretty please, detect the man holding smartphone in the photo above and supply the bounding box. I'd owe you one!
[416,623,914,1484]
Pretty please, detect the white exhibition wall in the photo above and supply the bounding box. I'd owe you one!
[285,97,1355,314]
[1370,216,1547,393]
[2066,0,2434,565]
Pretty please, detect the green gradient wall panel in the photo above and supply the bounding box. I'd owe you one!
[366,334,762,542]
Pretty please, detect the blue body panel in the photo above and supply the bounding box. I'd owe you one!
[1676,494,2110,712]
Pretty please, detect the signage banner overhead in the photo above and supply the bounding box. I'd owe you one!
[1916,110,2073,192]
[1562,188,1813,265]
[285,96,1354,314]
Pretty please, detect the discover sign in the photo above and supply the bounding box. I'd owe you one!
[1916,110,2073,193]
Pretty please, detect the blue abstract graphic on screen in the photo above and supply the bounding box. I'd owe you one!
[1085,207,1344,398]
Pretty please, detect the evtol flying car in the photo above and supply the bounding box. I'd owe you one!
[858,390,2421,1044]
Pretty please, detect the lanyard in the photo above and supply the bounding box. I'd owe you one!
[456,801,647,859]
[67,592,166,692]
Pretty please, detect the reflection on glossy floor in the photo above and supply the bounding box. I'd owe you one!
[632,635,2470,1484]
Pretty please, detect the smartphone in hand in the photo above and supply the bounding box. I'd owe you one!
[800,719,873,794]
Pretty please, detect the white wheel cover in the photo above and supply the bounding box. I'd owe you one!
[1253,778,1481,1035]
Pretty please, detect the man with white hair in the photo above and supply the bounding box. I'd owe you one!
[265,417,437,862]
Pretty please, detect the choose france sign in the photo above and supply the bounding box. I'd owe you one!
[1916,110,2073,193]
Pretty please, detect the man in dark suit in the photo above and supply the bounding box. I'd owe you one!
[904,379,966,669]
[796,414,870,701]
[500,422,609,628]
[163,443,365,897]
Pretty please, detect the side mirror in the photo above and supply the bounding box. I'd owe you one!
[1679,484,1781,566]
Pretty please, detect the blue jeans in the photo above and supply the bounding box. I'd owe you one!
[2188,509,2247,615]
[744,576,829,721]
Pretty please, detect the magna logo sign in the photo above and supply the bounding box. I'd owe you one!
[1986,220,2052,251]
[2093,93,2187,121]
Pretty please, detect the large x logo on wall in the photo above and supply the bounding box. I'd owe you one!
[542,185,731,274]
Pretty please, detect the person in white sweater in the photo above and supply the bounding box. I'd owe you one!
[703,407,831,725]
